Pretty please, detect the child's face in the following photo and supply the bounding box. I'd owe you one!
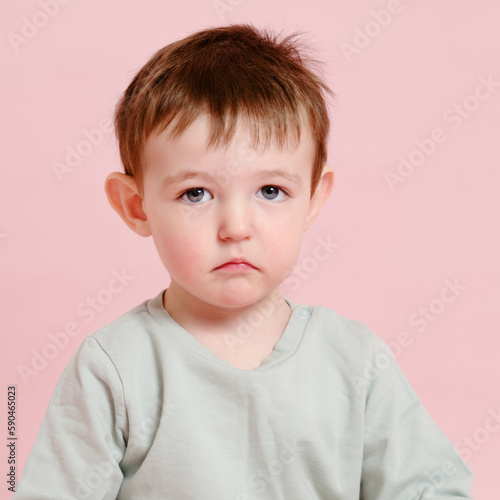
[136,113,331,310]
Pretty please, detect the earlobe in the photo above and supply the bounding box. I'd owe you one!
[104,172,152,237]
[304,165,335,231]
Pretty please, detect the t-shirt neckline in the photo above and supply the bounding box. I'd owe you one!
[146,289,313,372]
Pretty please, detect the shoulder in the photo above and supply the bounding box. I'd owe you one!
[304,303,402,399]
[50,293,168,410]
[81,295,161,361]
[303,303,393,374]
[308,303,383,351]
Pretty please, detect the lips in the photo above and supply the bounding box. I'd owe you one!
[214,259,257,271]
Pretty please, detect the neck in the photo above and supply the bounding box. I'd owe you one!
[162,282,291,338]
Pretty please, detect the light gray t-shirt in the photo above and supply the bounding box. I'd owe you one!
[14,289,474,499]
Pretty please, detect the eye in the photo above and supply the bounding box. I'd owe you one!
[257,185,287,201]
[180,188,213,204]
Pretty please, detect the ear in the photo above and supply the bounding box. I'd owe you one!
[104,172,152,237]
[304,165,335,231]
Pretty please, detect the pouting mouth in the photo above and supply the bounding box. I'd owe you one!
[214,259,257,270]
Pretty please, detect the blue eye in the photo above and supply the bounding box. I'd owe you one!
[258,185,287,201]
[180,188,213,204]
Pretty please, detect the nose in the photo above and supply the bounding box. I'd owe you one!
[217,198,254,241]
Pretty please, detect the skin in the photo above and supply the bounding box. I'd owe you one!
[105,113,334,369]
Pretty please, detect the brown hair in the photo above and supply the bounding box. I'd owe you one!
[114,23,334,197]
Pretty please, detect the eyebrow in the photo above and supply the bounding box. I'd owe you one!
[161,168,302,189]
[162,171,212,190]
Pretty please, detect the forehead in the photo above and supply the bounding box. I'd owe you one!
[143,112,315,175]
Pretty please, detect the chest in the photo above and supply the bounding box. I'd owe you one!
[197,333,281,370]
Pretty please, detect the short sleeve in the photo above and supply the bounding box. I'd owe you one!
[360,339,474,500]
[14,336,128,500]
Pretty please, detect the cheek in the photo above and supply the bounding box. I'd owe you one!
[158,235,206,283]
[150,213,210,272]
[265,204,307,239]
[262,217,304,261]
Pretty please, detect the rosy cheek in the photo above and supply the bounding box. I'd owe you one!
[160,229,205,266]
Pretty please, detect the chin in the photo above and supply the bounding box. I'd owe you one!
[212,288,264,310]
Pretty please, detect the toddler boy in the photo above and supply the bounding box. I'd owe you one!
[14,23,474,499]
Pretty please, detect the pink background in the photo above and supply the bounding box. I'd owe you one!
[1,0,499,498]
